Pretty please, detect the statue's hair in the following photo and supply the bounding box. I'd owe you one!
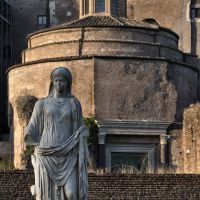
[48,67,73,97]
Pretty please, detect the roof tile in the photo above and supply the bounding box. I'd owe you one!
[59,16,159,29]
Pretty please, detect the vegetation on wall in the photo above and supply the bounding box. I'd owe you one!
[84,117,99,170]
[15,95,38,169]
[15,95,38,124]
[84,117,99,146]
[0,157,14,170]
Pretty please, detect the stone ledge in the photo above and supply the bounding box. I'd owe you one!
[6,55,199,74]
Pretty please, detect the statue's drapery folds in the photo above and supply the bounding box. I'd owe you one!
[25,67,89,200]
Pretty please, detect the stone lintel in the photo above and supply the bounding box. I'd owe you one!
[97,120,172,137]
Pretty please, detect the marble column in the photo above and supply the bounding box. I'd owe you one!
[160,134,170,165]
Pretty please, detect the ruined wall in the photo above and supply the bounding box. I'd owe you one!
[8,59,94,168]
[182,103,200,173]
[94,58,198,122]
[169,128,184,173]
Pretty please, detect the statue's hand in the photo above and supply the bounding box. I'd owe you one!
[30,185,36,196]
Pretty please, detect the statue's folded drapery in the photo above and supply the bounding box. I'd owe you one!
[25,97,89,200]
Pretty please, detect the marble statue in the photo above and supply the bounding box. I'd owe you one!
[24,67,89,200]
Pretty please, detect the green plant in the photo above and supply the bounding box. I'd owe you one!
[0,157,14,170]
[15,95,38,124]
[23,145,35,157]
[21,145,35,170]
[84,118,99,146]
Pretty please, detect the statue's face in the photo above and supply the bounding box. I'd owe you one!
[53,76,68,94]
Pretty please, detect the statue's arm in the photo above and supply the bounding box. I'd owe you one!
[77,99,90,164]
[77,100,85,127]
[24,100,44,145]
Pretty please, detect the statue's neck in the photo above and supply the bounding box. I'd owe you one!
[53,91,67,98]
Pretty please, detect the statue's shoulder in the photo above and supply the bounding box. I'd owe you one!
[71,96,81,105]
[34,97,47,109]
[68,96,81,110]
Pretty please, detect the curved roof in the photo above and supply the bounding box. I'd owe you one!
[59,15,159,29]
[28,15,179,39]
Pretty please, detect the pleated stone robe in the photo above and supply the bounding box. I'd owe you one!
[25,96,89,200]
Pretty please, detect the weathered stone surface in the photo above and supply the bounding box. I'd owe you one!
[94,58,198,121]
[23,42,80,63]
[28,29,82,48]
[182,103,200,173]
[25,20,181,63]
[169,128,183,173]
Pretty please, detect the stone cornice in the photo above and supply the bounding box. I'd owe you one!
[27,25,179,40]
[97,120,172,136]
[6,55,199,74]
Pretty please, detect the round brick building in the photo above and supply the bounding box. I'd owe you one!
[8,2,199,171]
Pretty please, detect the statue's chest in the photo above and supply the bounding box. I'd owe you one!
[45,100,72,121]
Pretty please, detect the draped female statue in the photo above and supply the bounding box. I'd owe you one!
[24,67,89,200]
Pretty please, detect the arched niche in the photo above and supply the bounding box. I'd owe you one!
[143,18,160,26]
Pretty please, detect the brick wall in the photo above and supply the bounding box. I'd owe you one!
[8,60,94,168]
[127,0,183,29]
[182,103,200,173]
[126,0,191,53]
[0,171,200,200]
[94,58,198,122]
[169,128,184,173]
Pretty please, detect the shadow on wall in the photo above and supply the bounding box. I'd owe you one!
[15,95,38,125]
[166,62,199,122]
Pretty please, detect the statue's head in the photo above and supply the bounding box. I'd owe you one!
[48,67,73,97]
